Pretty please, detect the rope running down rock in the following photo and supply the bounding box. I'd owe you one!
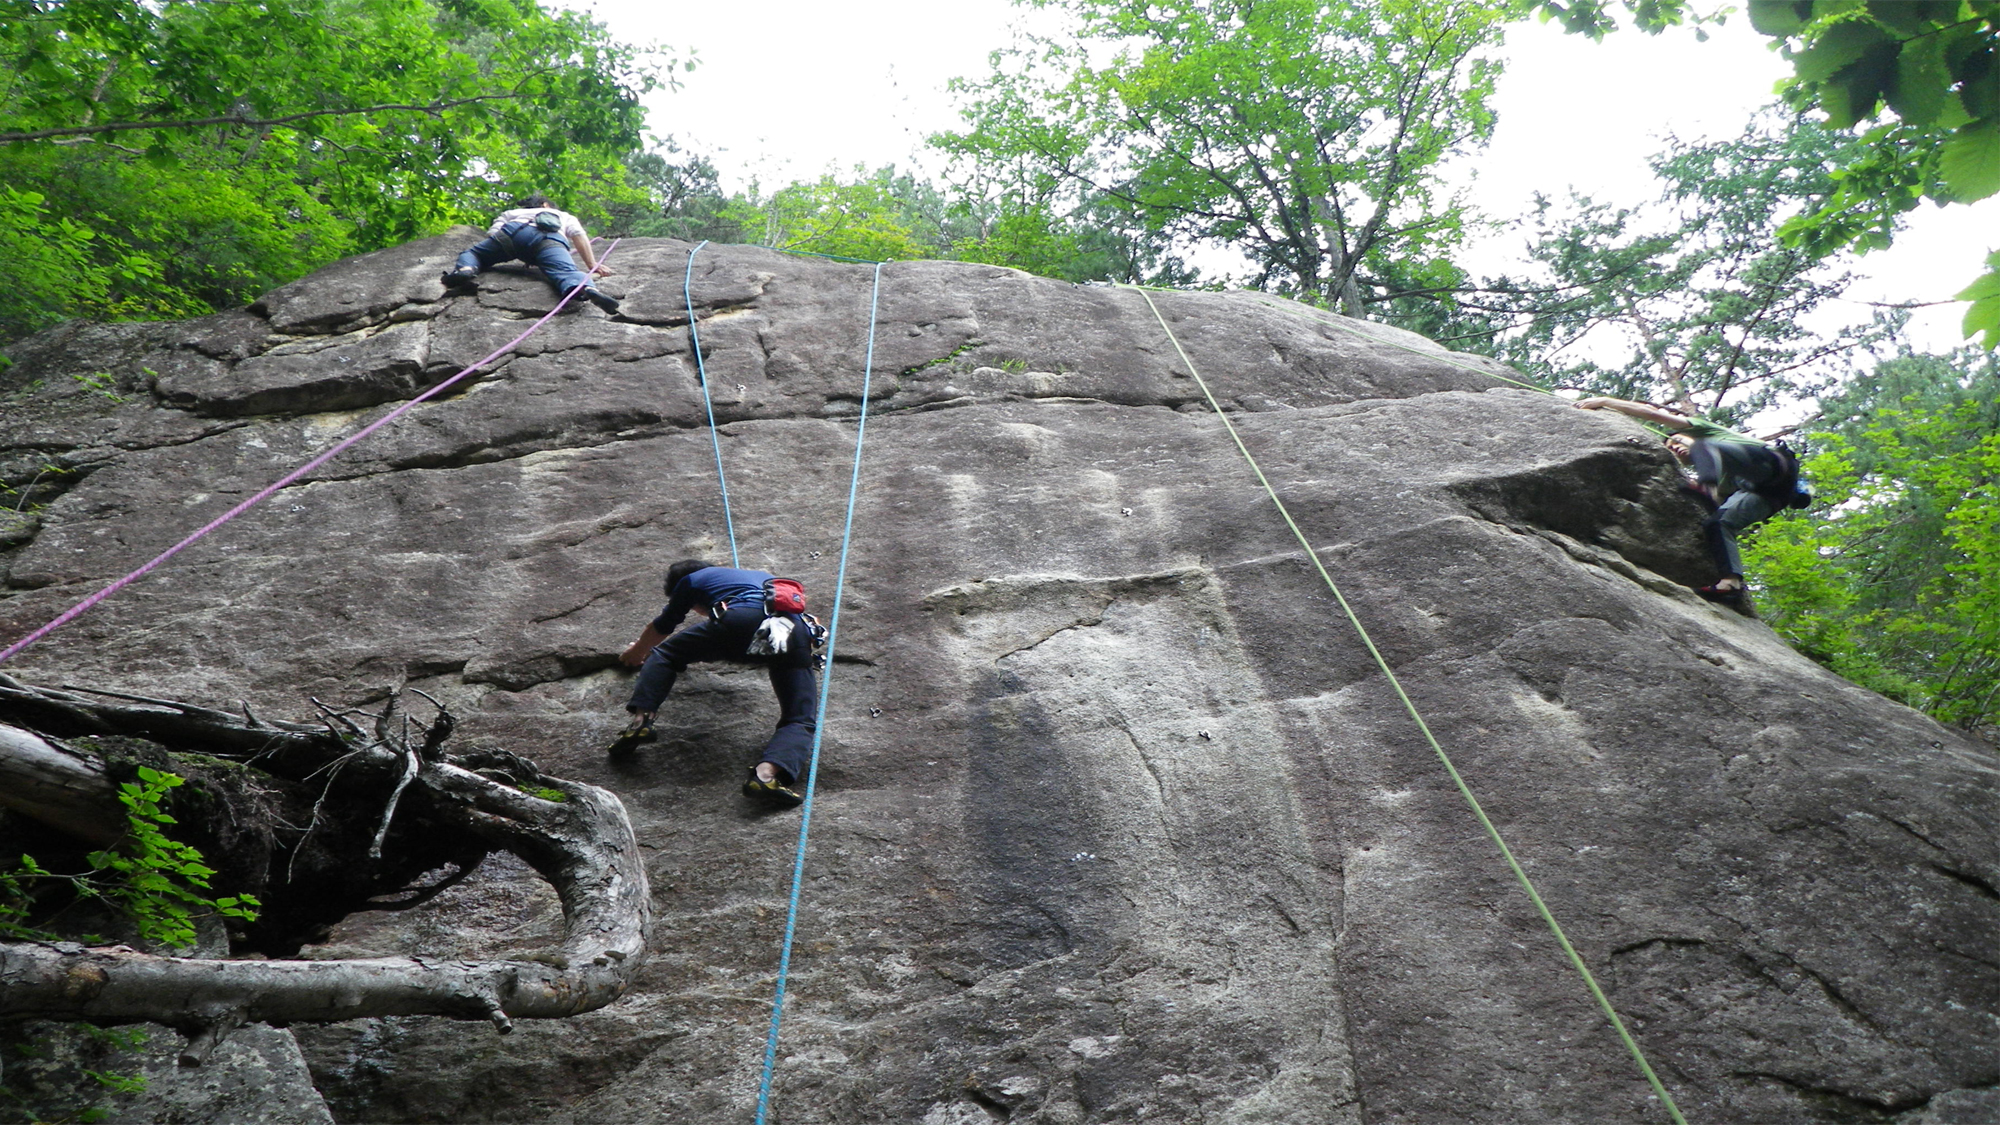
[752,259,886,1125]
[1125,282,1690,1125]
[683,240,742,567]
[0,241,624,666]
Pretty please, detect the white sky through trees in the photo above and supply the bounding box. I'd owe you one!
[569,0,1998,353]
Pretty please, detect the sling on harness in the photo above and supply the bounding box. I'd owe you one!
[738,578,827,665]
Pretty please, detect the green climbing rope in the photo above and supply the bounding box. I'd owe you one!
[1126,283,1689,1125]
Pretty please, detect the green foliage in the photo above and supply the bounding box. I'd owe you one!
[1400,112,1895,421]
[0,0,669,344]
[1746,349,2000,733]
[609,145,735,241]
[951,207,1089,276]
[1530,0,2000,347]
[0,853,70,941]
[2,766,259,951]
[81,1068,146,1098]
[1,1024,148,1124]
[69,372,124,405]
[1957,248,2000,347]
[934,0,1505,309]
[723,169,939,262]
[947,197,1195,284]
[1523,0,1710,37]
[86,767,260,949]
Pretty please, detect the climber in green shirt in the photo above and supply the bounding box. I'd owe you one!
[1575,397,1811,605]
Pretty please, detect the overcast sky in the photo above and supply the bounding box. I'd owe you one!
[569,0,1997,352]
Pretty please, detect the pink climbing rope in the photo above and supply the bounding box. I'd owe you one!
[0,239,622,665]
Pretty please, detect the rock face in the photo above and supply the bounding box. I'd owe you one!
[2,235,1997,1125]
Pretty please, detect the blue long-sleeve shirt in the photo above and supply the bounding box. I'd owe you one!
[650,567,772,633]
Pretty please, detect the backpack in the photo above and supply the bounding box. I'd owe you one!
[532,210,564,233]
[1756,439,1812,510]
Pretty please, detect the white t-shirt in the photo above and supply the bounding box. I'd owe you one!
[487,207,588,247]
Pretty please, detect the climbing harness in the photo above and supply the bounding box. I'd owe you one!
[745,258,884,1125]
[0,241,621,666]
[1126,284,1689,1125]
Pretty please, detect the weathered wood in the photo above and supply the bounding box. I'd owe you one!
[0,722,124,844]
[0,681,649,1035]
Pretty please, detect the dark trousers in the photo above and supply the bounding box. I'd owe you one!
[1691,440,1781,579]
[628,604,818,784]
[455,224,591,297]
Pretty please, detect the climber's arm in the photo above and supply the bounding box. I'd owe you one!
[1574,396,1688,429]
[621,622,666,667]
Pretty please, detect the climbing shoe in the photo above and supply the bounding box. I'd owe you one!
[1695,583,1747,607]
[583,287,620,314]
[441,267,478,290]
[606,720,657,756]
[742,770,804,809]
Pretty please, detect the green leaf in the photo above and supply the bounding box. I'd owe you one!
[1960,290,2000,348]
[1956,269,2000,302]
[1887,34,1951,127]
[1792,20,1889,84]
[1748,0,1809,36]
[1940,120,2000,201]
[1863,0,1940,36]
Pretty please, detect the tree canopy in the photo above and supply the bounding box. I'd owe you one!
[1747,348,2000,735]
[933,0,1505,312]
[1397,112,1898,422]
[0,0,669,343]
[1529,0,2000,347]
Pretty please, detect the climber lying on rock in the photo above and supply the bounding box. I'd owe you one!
[610,560,824,809]
[1574,396,1811,606]
[442,192,620,314]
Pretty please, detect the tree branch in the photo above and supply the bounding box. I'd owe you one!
[0,679,649,1037]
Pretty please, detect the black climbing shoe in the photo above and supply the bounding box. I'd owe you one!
[1695,583,1747,607]
[441,267,478,290]
[607,721,657,756]
[742,770,804,809]
[583,287,620,314]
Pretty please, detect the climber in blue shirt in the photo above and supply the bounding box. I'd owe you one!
[610,560,819,809]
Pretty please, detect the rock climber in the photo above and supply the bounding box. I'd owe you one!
[441,193,620,314]
[1575,396,1810,605]
[610,560,820,809]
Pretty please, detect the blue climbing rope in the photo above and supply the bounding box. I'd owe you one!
[683,240,741,568]
[752,260,884,1125]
